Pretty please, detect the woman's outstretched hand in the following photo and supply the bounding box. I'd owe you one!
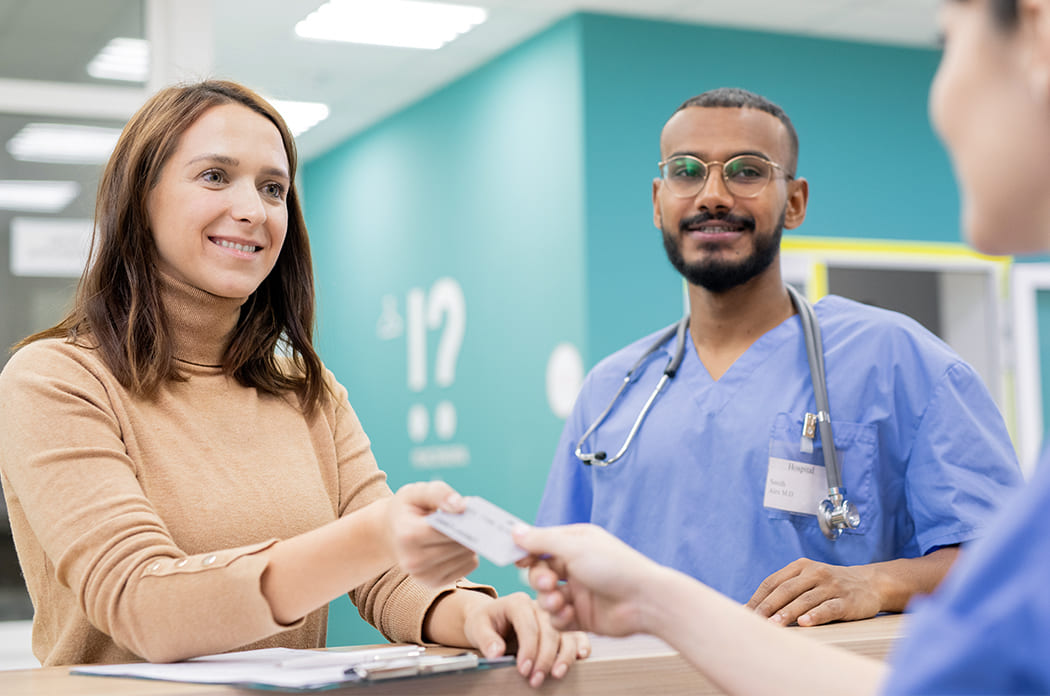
[387,481,478,586]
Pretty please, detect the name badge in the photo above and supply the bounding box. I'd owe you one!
[763,456,826,516]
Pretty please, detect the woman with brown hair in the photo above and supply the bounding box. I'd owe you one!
[0,80,584,688]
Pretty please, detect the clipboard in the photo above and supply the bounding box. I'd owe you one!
[347,653,516,683]
[71,646,518,692]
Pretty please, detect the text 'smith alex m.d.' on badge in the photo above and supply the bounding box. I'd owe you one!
[426,496,529,566]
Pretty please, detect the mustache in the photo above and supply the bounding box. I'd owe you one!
[679,211,756,232]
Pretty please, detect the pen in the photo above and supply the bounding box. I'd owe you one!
[278,645,423,669]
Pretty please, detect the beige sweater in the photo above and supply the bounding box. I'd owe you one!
[0,275,489,666]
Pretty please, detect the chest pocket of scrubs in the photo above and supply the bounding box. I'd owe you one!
[764,412,877,538]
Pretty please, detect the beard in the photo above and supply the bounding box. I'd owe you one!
[661,208,785,294]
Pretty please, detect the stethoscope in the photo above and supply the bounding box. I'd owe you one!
[574,285,861,540]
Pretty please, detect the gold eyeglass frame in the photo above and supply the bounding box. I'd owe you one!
[657,153,794,199]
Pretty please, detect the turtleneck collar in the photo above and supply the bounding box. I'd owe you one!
[159,271,247,367]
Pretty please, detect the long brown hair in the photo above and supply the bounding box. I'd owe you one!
[18,80,327,413]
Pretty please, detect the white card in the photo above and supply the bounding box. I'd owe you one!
[426,496,529,566]
[763,456,826,516]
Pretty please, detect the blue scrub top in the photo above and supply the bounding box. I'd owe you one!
[536,296,1022,604]
[883,446,1050,694]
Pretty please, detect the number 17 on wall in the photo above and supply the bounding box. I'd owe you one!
[388,278,470,467]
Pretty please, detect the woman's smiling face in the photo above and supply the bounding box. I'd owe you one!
[146,102,290,298]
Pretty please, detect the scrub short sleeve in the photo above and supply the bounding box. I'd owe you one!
[904,362,1021,553]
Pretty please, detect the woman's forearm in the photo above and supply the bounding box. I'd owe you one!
[261,498,395,624]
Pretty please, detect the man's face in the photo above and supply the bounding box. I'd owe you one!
[652,106,806,293]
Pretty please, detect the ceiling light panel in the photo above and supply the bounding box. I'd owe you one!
[295,0,487,50]
[268,98,331,137]
[0,181,81,213]
[87,37,150,82]
[7,123,122,165]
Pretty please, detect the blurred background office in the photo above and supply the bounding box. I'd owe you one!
[3,0,1049,669]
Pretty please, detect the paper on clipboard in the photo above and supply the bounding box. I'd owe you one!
[70,646,516,691]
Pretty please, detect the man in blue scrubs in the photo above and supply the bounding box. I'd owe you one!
[536,87,1022,627]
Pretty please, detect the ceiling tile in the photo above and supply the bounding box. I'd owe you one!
[667,0,864,35]
[817,0,941,47]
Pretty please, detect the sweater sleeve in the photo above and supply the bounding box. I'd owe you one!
[0,342,300,663]
[322,372,495,644]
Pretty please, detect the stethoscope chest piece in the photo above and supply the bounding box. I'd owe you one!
[818,488,861,539]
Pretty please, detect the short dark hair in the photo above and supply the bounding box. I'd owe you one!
[989,0,1019,28]
[951,0,1018,28]
[673,87,799,175]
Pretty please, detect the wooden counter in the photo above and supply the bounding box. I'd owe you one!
[0,613,905,695]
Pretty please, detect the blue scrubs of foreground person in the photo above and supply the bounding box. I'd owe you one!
[536,86,1022,627]
[511,0,1050,693]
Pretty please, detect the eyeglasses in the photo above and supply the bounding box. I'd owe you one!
[657,154,793,199]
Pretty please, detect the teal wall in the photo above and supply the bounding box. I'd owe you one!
[301,13,952,644]
[304,18,586,644]
[1039,290,1050,445]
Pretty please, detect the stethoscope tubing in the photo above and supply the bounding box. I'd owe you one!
[573,319,687,465]
[786,284,844,492]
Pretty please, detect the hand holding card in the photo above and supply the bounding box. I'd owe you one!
[426,496,529,566]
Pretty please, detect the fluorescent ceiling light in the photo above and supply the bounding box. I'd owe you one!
[0,181,81,213]
[7,123,122,164]
[87,37,149,82]
[295,0,487,50]
[268,98,331,137]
